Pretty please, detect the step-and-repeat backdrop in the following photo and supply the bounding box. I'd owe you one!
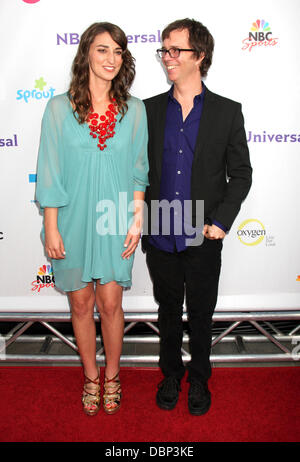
[0,0,299,311]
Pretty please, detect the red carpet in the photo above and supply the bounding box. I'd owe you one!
[0,366,299,442]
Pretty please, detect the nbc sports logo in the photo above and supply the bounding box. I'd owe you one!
[37,264,54,282]
[31,264,55,292]
[250,20,271,41]
[242,19,279,52]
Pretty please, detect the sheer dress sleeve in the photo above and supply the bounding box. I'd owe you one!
[131,99,149,192]
[36,98,69,209]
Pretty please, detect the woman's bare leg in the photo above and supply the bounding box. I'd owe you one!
[95,281,124,379]
[68,282,98,380]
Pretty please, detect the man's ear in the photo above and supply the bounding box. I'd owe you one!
[195,51,205,69]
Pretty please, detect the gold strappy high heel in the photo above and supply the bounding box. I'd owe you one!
[103,371,122,414]
[82,372,101,416]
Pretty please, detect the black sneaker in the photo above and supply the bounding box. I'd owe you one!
[156,377,181,410]
[188,379,211,415]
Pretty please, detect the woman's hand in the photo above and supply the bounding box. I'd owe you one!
[45,228,66,259]
[122,191,145,260]
[44,208,65,259]
[122,218,141,260]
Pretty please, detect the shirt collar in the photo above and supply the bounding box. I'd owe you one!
[168,82,206,104]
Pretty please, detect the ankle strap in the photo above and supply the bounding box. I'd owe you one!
[84,374,99,385]
[105,371,120,383]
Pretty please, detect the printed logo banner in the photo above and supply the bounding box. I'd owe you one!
[0,0,299,312]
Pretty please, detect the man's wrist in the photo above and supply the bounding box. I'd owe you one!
[212,220,227,233]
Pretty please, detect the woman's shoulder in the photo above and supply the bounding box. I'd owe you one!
[127,95,145,109]
[47,92,70,108]
[126,95,146,118]
[44,92,71,116]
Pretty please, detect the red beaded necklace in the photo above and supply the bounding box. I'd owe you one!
[87,99,118,151]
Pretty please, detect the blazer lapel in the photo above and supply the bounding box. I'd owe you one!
[193,88,217,165]
[153,92,169,178]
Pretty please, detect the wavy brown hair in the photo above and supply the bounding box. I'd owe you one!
[162,18,214,78]
[69,22,135,123]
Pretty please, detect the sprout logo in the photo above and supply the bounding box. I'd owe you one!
[237,219,266,246]
[16,77,55,103]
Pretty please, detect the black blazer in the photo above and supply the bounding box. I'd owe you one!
[142,87,252,245]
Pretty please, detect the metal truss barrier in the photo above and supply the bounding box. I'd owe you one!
[0,311,300,364]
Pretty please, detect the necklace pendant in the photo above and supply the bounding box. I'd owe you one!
[87,100,117,151]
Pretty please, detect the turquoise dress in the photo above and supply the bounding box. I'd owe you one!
[36,93,149,292]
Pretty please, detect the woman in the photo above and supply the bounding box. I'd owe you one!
[36,22,149,416]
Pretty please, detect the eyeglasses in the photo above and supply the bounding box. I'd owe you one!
[156,47,196,58]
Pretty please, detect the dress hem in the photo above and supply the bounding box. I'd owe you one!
[55,277,132,293]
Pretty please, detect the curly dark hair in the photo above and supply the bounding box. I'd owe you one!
[69,22,135,123]
[162,18,214,78]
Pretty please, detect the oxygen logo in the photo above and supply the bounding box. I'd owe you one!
[22,1,40,4]
[242,19,279,52]
[16,77,55,103]
[237,219,266,246]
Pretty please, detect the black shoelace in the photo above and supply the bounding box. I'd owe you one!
[158,377,181,394]
[189,380,206,398]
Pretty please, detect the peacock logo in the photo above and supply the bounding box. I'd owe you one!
[37,264,53,281]
[31,264,55,292]
[251,20,271,31]
[249,19,272,41]
[242,19,279,52]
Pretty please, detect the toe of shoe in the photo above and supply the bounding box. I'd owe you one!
[156,393,178,410]
[188,395,211,415]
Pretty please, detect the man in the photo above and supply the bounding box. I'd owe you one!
[142,18,252,415]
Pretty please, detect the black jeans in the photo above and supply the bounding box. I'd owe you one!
[146,239,222,383]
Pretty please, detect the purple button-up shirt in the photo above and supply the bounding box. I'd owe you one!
[149,84,226,253]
